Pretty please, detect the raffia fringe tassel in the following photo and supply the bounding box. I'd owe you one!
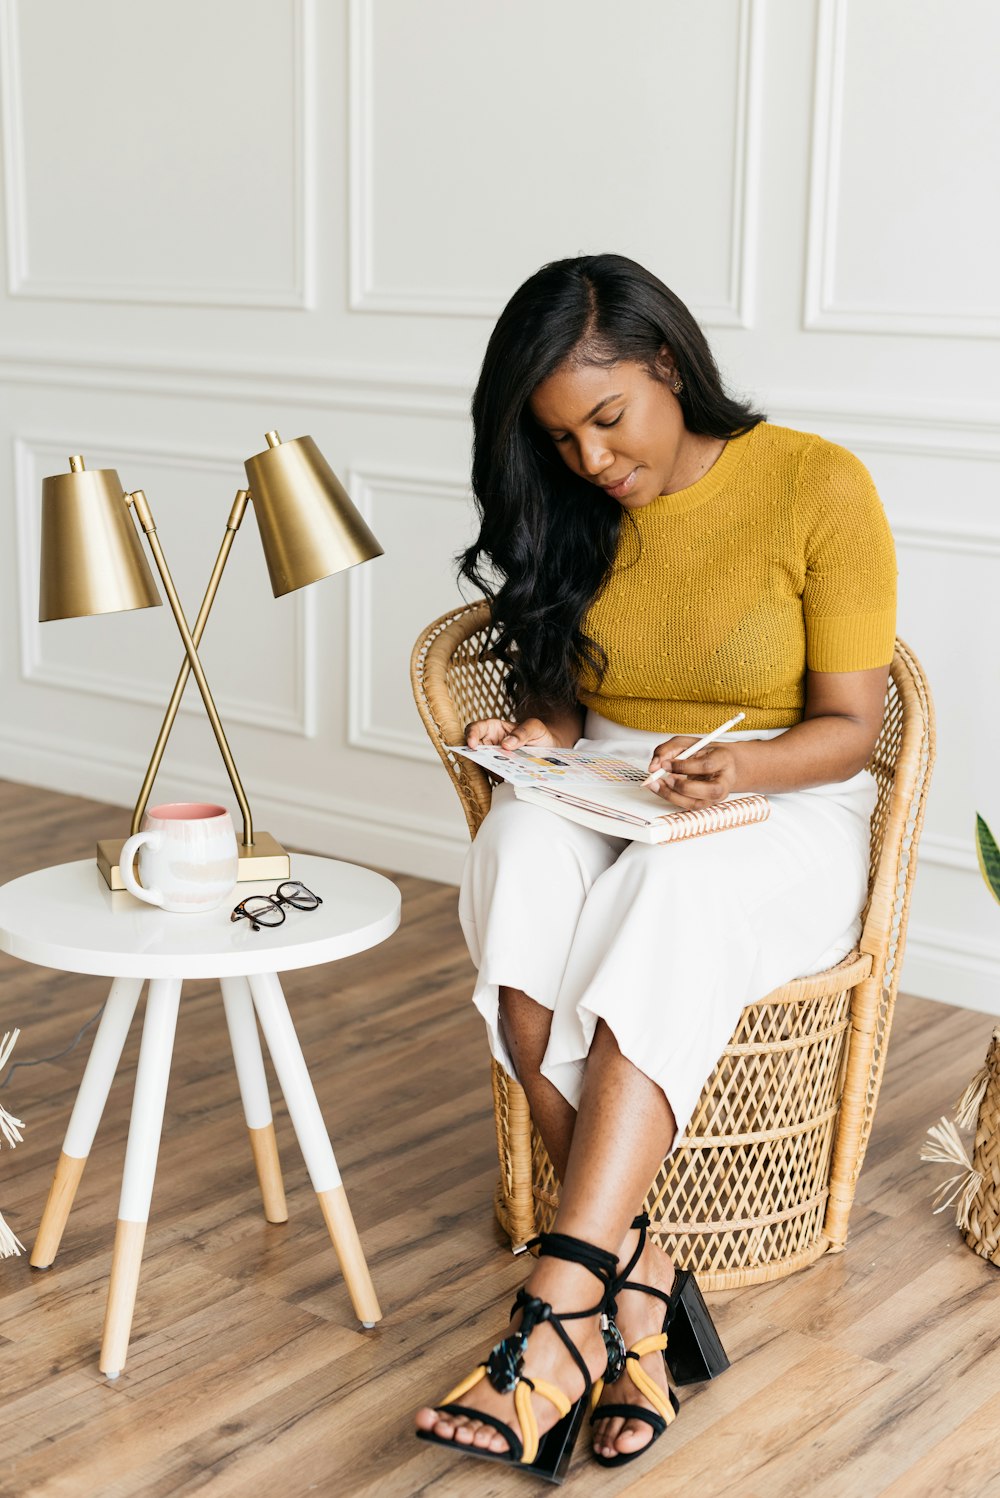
[0,1029,25,1259]
[921,1026,1000,1266]
[920,1118,981,1228]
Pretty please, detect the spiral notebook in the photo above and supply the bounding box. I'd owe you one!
[449,744,770,845]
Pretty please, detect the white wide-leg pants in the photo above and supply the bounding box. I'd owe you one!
[459,713,877,1146]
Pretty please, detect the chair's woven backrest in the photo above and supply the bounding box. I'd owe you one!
[410,600,503,839]
[840,638,935,1191]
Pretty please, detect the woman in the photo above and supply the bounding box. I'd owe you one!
[415,254,896,1476]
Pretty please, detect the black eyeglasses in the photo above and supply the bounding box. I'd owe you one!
[231,880,323,932]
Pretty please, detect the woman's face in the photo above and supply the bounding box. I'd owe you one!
[529,355,696,508]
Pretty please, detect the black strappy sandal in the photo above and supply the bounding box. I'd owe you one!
[590,1211,730,1468]
[417,1231,618,1484]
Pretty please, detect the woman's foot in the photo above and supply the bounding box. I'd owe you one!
[591,1228,676,1462]
[415,1258,608,1457]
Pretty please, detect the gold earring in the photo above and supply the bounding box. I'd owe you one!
[673,378,684,395]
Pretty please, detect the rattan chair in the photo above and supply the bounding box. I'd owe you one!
[411,601,935,1289]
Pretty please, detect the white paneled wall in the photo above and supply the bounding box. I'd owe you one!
[805,0,1000,336]
[350,0,760,324]
[3,0,311,306]
[0,0,997,1012]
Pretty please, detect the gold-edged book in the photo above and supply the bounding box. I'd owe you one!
[513,783,770,845]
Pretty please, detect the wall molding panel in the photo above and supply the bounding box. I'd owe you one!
[0,344,474,419]
[346,465,471,761]
[0,0,27,297]
[0,0,316,309]
[718,0,763,331]
[890,521,1000,563]
[805,0,1000,339]
[348,0,764,327]
[903,924,1000,1019]
[714,395,1000,442]
[905,924,1000,980]
[3,347,1000,440]
[14,434,317,737]
[919,834,979,876]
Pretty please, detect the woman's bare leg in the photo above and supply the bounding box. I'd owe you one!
[498,987,680,1459]
[498,985,576,1178]
[553,1018,675,1243]
[416,1017,677,1459]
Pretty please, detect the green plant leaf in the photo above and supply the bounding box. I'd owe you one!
[975,814,1000,906]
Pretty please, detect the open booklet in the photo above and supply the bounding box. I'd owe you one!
[449,744,769,845]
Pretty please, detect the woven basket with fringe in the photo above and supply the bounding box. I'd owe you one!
[965,1029,1000,1264]
[412,602,935,1289]
[923,1028,1000,1267]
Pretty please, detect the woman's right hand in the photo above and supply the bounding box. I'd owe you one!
[465,717,563,750]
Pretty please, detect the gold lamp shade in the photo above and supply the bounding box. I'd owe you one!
[39,458,161,622]
[244,432,383,597]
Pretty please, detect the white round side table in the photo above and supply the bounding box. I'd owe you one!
[0,853,401,1378]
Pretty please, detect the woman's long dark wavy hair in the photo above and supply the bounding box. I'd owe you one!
[460,253,766,715]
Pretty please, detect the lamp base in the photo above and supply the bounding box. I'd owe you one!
[97,832,291,891]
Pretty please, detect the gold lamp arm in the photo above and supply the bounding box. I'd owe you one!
[130,490,250,837]
[127,489,254,848]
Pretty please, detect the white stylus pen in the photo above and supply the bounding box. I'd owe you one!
[642,711,747,787]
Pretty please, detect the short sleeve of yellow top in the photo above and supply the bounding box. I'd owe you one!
[577,422,897,734]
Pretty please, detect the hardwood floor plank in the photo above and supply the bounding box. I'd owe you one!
[876,1387,1000,1498]
[8,1298,359,1498]
[613,1349,893,1498]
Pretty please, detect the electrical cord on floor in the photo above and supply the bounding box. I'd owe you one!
[0,1002,106,1090]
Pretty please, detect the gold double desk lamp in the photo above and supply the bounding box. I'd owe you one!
[39,433,383,889]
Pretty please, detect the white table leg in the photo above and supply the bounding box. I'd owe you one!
[220,975,287,1223]
[247,970,381,1328]
[31,975,144,1270]
[100,976,182,1378]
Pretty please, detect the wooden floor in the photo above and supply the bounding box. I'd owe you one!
[0,781,999,1497]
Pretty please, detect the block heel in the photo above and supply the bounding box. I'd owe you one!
[663,1268,730,1386]
[589,1212,730,1468]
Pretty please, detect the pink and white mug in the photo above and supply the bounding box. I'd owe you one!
[119,802,239,913]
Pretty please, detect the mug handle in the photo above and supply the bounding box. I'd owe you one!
[119,830,165,907]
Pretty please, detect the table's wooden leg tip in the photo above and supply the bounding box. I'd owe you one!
[100,1219,146,1379]
[362,1321,377,1329]
[316,1185,382,1326]
[248,1124,288,1224]
[104,1370,121,1380]
[29,1260,53,1272]
[32,1152,88,1268]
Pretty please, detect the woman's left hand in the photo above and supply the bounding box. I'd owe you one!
[644,738,741,809]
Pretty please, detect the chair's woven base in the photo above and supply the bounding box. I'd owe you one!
[413,604,935,1287]
[492,954,873,1289]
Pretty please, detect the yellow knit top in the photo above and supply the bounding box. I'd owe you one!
[577,422,897,733]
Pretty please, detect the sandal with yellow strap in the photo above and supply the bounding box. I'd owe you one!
[590,1211,730,1468]
[417,1231,618,1484]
